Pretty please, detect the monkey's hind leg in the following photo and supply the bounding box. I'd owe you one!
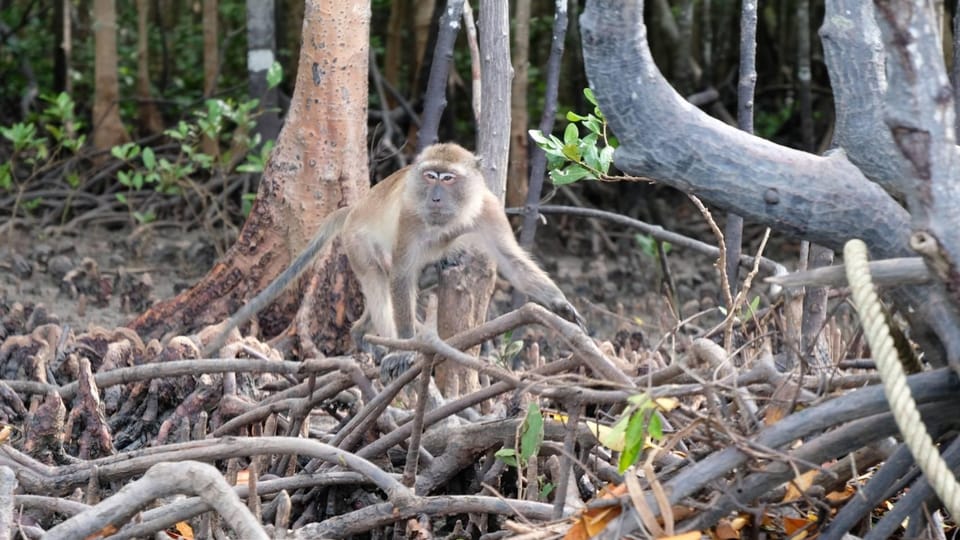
[349,310,389,360]
[379,350,418,383]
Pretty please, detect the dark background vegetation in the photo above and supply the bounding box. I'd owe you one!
[0,0,844,229]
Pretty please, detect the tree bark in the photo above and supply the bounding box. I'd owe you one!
[203,0,218,97]
[130,1,371,356]
[580,0,960,367]
[505,0,531,209]
[435,0,512,398]
[91,0,129,152]
[136,0,164,136]
[383,0,409,99]
[53,0,70,94]
[201,0,219,157]
[416,0,464,152]
[246,0,282,143]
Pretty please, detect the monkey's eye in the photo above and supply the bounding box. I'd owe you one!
[438,172,456,183]
[423,171,439,182]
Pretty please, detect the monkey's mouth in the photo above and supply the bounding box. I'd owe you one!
[423,210,454,226]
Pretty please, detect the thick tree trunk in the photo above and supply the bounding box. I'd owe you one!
[130,1,370,356]
[435,0,511,398]
[91,0,129,152]
[583,0,960,372]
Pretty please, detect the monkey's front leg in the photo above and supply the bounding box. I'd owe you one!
[379,272,419,383]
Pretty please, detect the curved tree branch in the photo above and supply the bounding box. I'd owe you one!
[580,0,960,366]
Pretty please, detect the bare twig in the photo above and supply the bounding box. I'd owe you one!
[44,461,268,540]
[508,204,786,276]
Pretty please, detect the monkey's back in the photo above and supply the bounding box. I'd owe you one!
[341,165,411,276]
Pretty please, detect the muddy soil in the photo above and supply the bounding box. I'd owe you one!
[0,198,773,348]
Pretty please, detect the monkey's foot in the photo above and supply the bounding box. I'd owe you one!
[379,350,418,384]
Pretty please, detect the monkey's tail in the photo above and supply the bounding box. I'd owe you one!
[202,207,351,357]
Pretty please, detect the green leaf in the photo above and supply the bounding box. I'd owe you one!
[618,410,648,472]
[566,111,587,122]
[563,123,579,146]
[602,413,630,450]
[111,142,138,161]
[550,164,593,185]
[561,143,581,162]
[117,170,131,187]
[242,192,257,216]
[648,412,663,440]
[529,129,551,146]
[142,147,156,170]
[267,61,283,88]
[191,152,214,170]
[133,210,156,224]
[132,172,145,190]
[539,481,555,500]
[635,234,657,258]
[2,123,38,152]
[495,448,518,468]
[583,115,602,135]
[599,146,615,173]
[504,340,524,359]
[520,402,545,463]
[584,87,598,106]
[529,130,566,159]
[164,121,189,140]
[581,142,600,171]
[0,163,12,190]
[66,172,81,188]
[46,124,63,141]
[115,192,128,203]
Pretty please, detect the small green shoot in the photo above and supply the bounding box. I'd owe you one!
[596,393,673,473]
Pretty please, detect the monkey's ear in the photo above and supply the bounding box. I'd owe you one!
[474,155,483,169]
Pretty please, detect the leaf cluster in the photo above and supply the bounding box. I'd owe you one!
[529,88,618,185]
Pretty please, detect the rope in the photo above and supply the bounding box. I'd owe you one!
[844,239,960,518]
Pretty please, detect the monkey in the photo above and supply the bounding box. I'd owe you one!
[202,143,582,377]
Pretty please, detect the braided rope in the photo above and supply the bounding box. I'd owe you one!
[844,239,960,517]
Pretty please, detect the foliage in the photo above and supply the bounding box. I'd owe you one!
[635,234,671,260]
[109,64,282,224]
[0,57,281,225]
[529,88,617,185]
[495,402,545,469]
[495,402,547,500]
[718,294,762,320]
[593,394,675,473]
[0,92,86,220]
[490,330,525,368]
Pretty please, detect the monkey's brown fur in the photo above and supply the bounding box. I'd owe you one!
[203,143,581,358]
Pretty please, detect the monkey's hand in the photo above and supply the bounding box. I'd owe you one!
[379,350,418,384]
[550,298,586,330]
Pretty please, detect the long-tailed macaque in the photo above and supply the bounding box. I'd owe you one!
[202,143,582,369]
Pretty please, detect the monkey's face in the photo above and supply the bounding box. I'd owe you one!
[407,143,485,228]
[416,167,466,226]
